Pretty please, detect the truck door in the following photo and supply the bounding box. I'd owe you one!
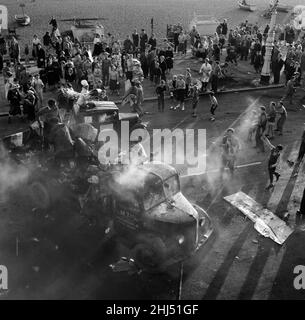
[112,188,141,236]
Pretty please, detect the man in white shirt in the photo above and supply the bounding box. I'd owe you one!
[75,80,89,112]
[199,58,212,92]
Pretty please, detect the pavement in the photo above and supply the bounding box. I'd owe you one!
[1,87,305,300]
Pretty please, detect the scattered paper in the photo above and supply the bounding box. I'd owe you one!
[224,191,294,245]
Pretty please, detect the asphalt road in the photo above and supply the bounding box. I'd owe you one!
[1,88,305,300]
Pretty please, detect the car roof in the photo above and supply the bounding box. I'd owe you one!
[139,162,178,181]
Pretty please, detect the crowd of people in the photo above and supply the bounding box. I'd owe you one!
[190,18,305,84]
[0,17,182,122]
[1,13,305,219]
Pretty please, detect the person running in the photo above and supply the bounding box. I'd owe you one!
[262,135,283,190]
[209,91,218,121]
[220,128,240,177]
[255,106,268,152]
[247,110,258,142]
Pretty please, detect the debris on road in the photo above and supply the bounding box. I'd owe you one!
[109,257,141,275]
[224,191,294,245]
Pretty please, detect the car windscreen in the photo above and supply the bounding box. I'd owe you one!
[143,173,166,211]
[163,175,180,198]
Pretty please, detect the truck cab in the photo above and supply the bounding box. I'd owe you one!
[97,162,214,272]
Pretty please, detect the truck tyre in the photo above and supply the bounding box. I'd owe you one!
[132,237,167,272]
[28,181,51,210]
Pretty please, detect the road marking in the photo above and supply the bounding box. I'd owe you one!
[252,161,305,300]
[215,228,259,300]
[265,141,300,213]
[286,161,305,223]
[182,186,258,300]
[180,98,303,300]
[210,146,301,300]
[210,186,262,300]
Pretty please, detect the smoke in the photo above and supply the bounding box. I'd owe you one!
[195,96,262,198]
[108,162,149,204]
[0,144,30,203]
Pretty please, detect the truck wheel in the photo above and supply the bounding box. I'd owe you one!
[132,237,167,272]
[28,181,51,210]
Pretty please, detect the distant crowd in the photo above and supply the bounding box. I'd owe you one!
[1,14,305,123]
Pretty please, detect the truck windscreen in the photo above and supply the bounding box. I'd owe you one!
[143,174,165,210]
[163,175,179,198]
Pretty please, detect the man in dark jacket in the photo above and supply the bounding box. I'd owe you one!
[123,35,133,54]
[156,80,167,112]
[272,53,284,84]
[148,33,157,51]
[7,81,22,124]
[140,29,148,52]
[37,44,46,68]
[221,19,228,36]
[43,32,52,47]
[132,29,139,51]
[159,55,167,81]
[23,90,37,121]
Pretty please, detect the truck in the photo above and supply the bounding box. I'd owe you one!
[1,118,214,273]
[84,162,214,272]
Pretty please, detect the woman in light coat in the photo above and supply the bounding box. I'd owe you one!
[199,58,212,91]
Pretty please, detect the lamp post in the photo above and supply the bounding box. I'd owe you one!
[260,0,279,85]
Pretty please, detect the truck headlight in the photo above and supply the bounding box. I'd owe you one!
[177,235,185,245]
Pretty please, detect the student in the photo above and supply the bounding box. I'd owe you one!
[266,101,276,139]
[262,135,283,190]
[175,75,186,111]
[209,91,218,121]
[220,128,240,177]
[169,75,177,110]
[155,80,167,112]
[24,44,30,66]
[275,101,287,136]
[191,84,200,117]
[255,106,268,152]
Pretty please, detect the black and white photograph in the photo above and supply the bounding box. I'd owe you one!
[0,0,305,308]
